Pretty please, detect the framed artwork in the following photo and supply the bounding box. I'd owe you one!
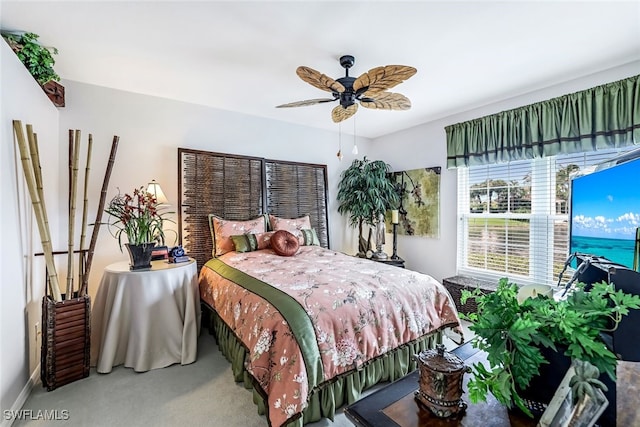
[387,167,441,238]
[538,365,608,427]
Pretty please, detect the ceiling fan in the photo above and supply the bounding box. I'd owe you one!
[276,55,417,123]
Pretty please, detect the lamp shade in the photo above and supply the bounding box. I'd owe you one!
[146,180,169,205]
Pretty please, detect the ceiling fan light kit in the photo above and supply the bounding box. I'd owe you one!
[276,55,416,123]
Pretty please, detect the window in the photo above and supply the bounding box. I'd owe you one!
[457,147,636,286]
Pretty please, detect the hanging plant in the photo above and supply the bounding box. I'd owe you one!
[2,32,60,84]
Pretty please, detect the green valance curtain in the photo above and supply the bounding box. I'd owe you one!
[446,74,640,168]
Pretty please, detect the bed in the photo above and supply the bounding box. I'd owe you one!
[178,149,463,427]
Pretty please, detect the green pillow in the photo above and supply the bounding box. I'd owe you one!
[230,231,274,253]
[299,228,320,246]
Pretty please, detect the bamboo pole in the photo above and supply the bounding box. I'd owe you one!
[29,131,50,297]
[27,126,61,301]
[29,131,49,297]
[15,121,62,301]
[66,130,81,298]
[66,130,72,297]
[68,130,73,212]
[80,135,120,296]
[79,134,93,287]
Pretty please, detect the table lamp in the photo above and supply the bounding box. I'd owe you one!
[146,180,169,206]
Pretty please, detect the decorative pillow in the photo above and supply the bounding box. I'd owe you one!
[231,231,274,253]
[268,214,311,238]
[298,228,320,246]
[270,230,300,257]
[208,214,267,257]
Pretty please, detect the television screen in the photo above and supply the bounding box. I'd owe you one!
[569,156,640,269]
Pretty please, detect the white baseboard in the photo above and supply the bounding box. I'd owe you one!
[1,364,39,427]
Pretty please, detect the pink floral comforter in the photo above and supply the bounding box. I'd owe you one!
[199,246,461,427]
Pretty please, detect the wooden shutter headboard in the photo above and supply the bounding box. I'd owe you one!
[264,160,329,249]
[178,148,329,270]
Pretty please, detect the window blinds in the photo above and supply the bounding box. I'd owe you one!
[457,147,636,286]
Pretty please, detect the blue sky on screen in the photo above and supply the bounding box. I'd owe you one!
[571,158,640,240]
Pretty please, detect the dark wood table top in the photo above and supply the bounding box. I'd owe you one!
[344,342,538,427]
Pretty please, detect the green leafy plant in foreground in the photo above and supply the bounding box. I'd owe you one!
[461,278,640,417]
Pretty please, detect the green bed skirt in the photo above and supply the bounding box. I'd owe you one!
[204,306,442,427]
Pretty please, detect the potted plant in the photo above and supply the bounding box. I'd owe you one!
[461,278,640,417]
[337,157,399,257]
[104,186,172,270]
[1,31,64,107]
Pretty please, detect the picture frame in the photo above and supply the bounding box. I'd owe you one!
[386,167,441,238]
[538,364,608,427]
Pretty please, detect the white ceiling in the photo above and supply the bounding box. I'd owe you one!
[2,1,640,138]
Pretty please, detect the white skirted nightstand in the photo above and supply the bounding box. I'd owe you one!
[91,259,200,373]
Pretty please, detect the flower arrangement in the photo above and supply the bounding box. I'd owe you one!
[104,186,170,250]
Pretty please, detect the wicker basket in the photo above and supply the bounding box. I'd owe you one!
[442,276,497,315]
[40,293,90,391]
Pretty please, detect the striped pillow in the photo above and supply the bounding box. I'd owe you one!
[231,232,274,253]
[299,228,320,246]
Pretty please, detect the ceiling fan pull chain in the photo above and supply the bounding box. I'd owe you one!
[337,122,343,161]
[352,116,358,155]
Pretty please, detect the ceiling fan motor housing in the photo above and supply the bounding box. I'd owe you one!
[336,76,356,107]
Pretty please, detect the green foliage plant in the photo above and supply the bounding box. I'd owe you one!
[2,32,60,84]
[337,157,399,256]
[460,278,640,417]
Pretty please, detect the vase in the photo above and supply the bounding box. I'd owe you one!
[125,242,156,271]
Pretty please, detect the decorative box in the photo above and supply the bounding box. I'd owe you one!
[414,343,469,418]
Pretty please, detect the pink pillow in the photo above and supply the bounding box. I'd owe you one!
[270,230,300,257]
[268,214,311,238]
[208,214,267,257]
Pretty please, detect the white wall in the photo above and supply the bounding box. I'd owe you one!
[370,61,640,282]
[58,81,372,301]
[1,41,60,420]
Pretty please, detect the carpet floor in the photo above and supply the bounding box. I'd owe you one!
[14,322,471,427]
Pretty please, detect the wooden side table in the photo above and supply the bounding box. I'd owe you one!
[91,259,201,373]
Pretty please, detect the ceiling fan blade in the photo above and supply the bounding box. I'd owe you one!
[331,104,358,123]
[353,65,417,94]
[296,66,346,93]
[276,98,336,108]
[359,92,412,110]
